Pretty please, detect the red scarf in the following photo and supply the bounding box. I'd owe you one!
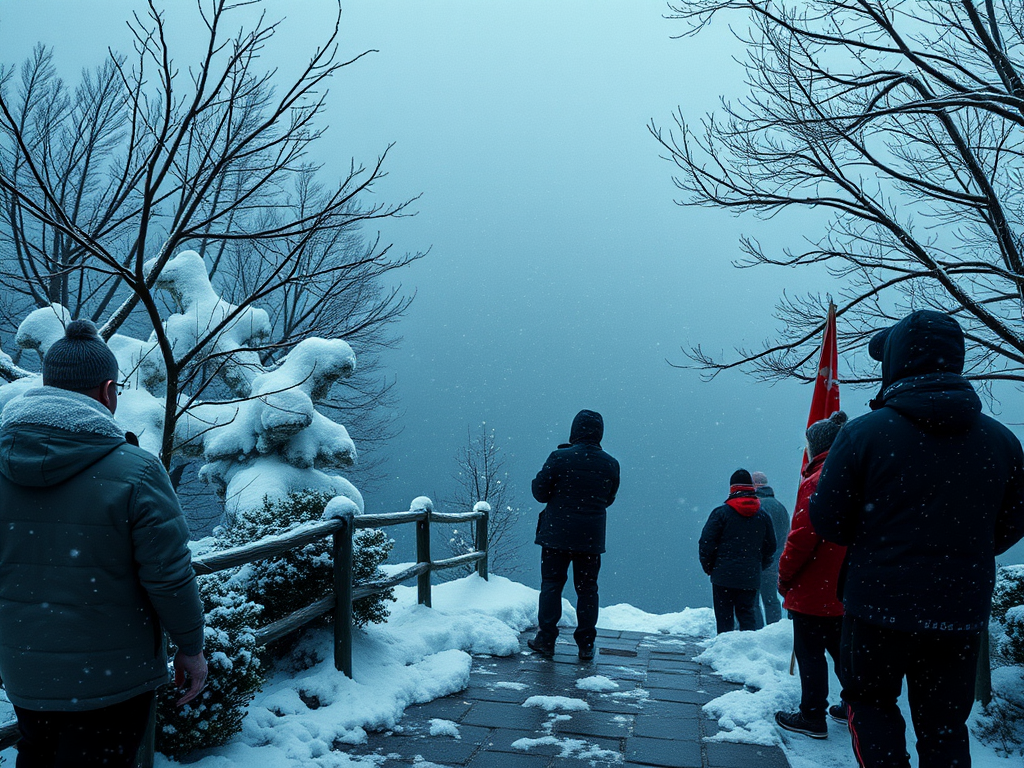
[725,484,761,517]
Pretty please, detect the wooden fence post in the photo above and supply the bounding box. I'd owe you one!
[474,502,490,581]
[333,510,354,678]
[416,505,432,608]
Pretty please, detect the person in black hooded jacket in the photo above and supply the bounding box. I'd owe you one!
[699,469,777,634]
[529,409,619,661]
[809,310,1024,768]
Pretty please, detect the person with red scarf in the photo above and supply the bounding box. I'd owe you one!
[699,469,777,634]
[775,411,849,740]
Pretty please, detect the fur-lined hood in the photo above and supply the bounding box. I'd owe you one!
[0,387,126,488]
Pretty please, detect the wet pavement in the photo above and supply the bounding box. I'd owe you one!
[339,628,791,768]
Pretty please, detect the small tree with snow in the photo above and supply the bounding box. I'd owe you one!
[975,566,1024,756]
[440,424,522,576]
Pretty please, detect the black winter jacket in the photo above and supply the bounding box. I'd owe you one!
[810,311,1024,632]
[698,497,777,590]
[533,410,620,554]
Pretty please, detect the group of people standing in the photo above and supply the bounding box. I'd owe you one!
[527,311,1024,768]
[698,310,1024,767]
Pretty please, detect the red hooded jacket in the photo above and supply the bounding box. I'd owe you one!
[778,451,846,617]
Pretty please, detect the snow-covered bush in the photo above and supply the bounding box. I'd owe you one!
[219,491,395,628]
[975,565,1024,756]
[156,575,264,759]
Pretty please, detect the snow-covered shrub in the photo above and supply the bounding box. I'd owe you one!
[975,565,1024,756]
[219,491,395,628]
[156,575,264,759]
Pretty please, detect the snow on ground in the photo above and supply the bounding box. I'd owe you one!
[522,695,590,712]
[598,603,715,637]
[696,618,1020,767]
[576,675,620,692]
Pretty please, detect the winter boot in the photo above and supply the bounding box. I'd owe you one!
[578,644,595,661]
[527,635,554,657]
[775,711,828,739]
[828,703,848,724]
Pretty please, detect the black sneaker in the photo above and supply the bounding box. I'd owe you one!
[578,644,595,661]
[775,711,828,739]
[527,636,554,657]
[828,703,848,724]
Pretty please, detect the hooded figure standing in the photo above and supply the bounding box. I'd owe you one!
[699,469,777,634]
[751,470,790,628]
[810,310,1024,768]
[0,321,206,768]
[529,410,619,661]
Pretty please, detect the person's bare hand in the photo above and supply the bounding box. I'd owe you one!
[174,651,208,707]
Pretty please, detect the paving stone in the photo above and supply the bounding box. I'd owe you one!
[625,736,702,768]
[643,672,699,690]
[705,741,790,768]
[552,710,634,739]
[632,714,700,741]
[643,686,713,705]
[481,727,562,755]
[468,751,552,768]
[617,630,650,641]
[596,629,623,639]
[462,685,531,704]
[647,659,702,674]
[402,698,474,723]
[639,701,703,721]
[586,695,647,714]
[461,701,551,730]
[362,731,481,765]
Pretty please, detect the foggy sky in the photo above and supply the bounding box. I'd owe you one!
[1,1,1021,613]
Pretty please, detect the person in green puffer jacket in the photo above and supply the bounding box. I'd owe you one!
[0,320,206,768]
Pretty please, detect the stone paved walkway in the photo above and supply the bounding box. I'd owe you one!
[340,628,791,768]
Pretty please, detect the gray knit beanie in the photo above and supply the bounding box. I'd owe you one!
[806,411,848,459]
[42,320,119,391]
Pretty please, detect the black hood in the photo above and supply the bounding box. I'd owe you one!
[869,311,980,433]
[875,310,966,388]
[569,409,604,446]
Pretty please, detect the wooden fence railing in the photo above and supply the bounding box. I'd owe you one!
[0,498,490,765]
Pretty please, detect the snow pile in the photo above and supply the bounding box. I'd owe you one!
[15,303,71,357]
[523,696,590,712]
[598,604,714,637]
[576,675,620,692]
[428,719,460,738]
[696,620,800,746]
[511,734,621,762]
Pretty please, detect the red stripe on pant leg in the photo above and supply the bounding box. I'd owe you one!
[848,708,868,767]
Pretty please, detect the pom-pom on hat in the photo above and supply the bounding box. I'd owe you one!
[42,319,119,392]
[806,411,848,459]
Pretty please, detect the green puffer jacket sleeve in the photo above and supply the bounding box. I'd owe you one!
[130,460,205,656]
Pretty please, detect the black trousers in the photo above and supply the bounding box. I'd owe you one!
[537,547,601,647]
[792,611,843,722]
[840,615,981,768]
[14,691,155,768]
[712,584,758,634]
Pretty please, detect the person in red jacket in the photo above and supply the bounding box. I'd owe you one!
[775,411,849,740]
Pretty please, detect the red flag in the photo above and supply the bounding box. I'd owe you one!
[802,303,840,470]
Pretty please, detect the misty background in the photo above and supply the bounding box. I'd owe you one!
[1,0,1020,614]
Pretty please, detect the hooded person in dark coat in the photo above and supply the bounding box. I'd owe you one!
[699,469,777,634]
[810,310,1024,768]
[529,410,619,661]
